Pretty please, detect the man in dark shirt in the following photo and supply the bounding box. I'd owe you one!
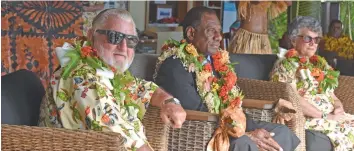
[154,6,300,151]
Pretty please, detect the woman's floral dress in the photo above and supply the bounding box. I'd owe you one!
[270,52,354,151]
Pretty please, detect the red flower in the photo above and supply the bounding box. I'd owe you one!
[285,49,298,58]
[203,63,212,72]
[218,86,229,102]
[299,57,307,63]
[161,44,169,51]
[81,46,93,58]
[310,55,319,64]
[224,72,237,89]
[51,81,56,85]
[111,66,117,73]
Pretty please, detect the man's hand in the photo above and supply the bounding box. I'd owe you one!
[246,129,283,151]
[333,105,345,115]
[160,102,186,128]
[327,113,346,121]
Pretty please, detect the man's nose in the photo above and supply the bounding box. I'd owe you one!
[117,39,128,52]
[214,31,222,42]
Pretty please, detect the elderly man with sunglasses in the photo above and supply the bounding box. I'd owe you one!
[38,9,186,151]
[270,16,354,151]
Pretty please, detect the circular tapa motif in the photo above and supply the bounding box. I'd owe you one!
[15,1,82,32]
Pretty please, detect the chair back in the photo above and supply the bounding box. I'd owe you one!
[230,54,278,80]
[336,58,354,76]
[1,69,45,126]
[129,54,159,81]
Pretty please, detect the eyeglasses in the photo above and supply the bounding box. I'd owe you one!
[96,29,139,48]
[297,35,321,44]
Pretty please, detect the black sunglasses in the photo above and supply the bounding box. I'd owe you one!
[96,29,139,48]
[297,35,322,44]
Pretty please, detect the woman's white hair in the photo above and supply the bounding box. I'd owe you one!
[288,16,322,40]
[92,8,137,35]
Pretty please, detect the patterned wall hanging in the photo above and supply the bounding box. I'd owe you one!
[1,1,128,88]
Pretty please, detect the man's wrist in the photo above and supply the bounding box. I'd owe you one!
[161,98,181,107]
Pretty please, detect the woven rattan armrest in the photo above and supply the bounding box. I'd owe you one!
[1,124,126,151]
[242,99,276,110]
[185,98,276,122]
[335,75,354,114]
[237,78,306,151]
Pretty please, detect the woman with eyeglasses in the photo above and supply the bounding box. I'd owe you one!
[270,16,354,151]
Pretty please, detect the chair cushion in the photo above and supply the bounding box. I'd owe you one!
[129,54,159,81]
[230,54,278,80]
[1,69,45,126]
[336,58,354,76]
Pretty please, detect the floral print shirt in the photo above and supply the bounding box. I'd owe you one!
[38,62,158,150]
[270,57,354,151]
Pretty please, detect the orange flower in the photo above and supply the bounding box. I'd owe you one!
[230,97,241,108]
[311,68,324,82]
[85,107,90,115]
[285,49,298,58]
[180,39,186,43]
[198,56,204,62]
[203,63,212,72]
[212,52,222,60]
[310,55,319,64]
[101,114,110,124]
[299,57,307,63]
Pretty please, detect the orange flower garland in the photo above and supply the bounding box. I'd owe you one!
[283,49,340,94]
[154,39,246,151]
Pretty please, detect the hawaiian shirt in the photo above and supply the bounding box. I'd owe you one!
[38,62,158,150]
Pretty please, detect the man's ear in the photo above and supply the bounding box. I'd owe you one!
[87,28,94,42]
[186,26,195,41]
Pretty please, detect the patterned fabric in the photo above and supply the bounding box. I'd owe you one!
[38,61,158,150]
[270,57,354,151]
[1,1,83,88]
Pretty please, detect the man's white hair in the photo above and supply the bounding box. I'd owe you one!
[92,8,137,35]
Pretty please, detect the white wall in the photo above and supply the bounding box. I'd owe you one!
[129,1,146,31]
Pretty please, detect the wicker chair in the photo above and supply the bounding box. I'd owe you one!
[335,76,354,114]
[142,75,354,151]
[1,70,127,151]
[142,78,306,151]
[1,124,126,151]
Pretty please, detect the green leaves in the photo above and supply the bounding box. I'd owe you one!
[62,56,80,80]
[84,57,102,69]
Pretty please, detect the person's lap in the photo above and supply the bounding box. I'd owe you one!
[229,119,333,151]
[229,118,300,151]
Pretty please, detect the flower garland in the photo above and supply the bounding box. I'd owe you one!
[323,35,354,60]
[59,40,145,118]
[154,39,244,114]
[282,49,340,95]
[155,39,246,150]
